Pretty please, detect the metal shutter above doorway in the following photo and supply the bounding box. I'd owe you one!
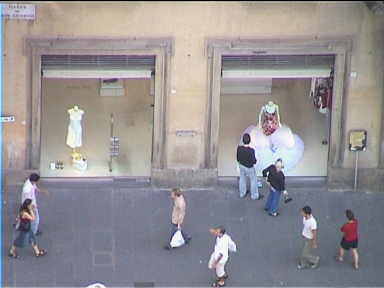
[41,55,156,78]
[222,54,335,78]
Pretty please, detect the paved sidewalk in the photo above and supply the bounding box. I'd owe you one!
[2,179,384,287]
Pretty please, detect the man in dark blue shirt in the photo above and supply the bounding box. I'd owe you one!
[236,133,263,200]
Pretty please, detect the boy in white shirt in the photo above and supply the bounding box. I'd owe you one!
[298,206,320,269]
[208,226,237,287]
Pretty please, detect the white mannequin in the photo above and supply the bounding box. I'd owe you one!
[66,105,84,159]
[258,101,281,128]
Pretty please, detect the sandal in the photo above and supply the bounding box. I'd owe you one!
[35,249,47,257]
[8,251,19,259]
[352,262,359,270]
[335,256,343,262]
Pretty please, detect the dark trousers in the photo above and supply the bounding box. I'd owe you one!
[170,223,190,243]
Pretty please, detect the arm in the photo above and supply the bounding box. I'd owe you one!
[214,253,223,267]
[262,165,271,178]
[281,174,286,192]
[311,229,318,248]
[176,200,185,229]
[36,185,50,196]
[276,105,281,127]
[258,107,264,128]
[22,210,35,221]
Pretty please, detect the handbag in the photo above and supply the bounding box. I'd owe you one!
[18,219,31,232]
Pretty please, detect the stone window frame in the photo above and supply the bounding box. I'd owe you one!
[25,37,173,173]
[205,38,353,174]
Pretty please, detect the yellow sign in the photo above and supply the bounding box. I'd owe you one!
[349,130,367,151]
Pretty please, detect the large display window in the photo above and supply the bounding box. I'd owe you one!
[40,55,155,177]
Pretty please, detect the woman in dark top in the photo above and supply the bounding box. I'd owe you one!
[335,209,359,270]
[262,159,288,217]
[9,199,47,259]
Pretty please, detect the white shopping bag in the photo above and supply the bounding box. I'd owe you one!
[170,229,185,248]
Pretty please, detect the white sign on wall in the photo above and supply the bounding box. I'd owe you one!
[2,4,35,20]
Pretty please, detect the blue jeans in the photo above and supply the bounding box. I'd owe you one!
[264,186,282,214]
[31,207,39,235]
[239,164,259,199]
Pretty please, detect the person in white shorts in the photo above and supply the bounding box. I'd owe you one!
[208,226,237,287]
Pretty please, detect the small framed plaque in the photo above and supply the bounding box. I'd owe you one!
[349,130,367,152]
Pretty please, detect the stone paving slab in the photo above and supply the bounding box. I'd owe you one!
[2,181,384,287]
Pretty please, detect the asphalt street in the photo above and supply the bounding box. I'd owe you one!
[2,178,384,287]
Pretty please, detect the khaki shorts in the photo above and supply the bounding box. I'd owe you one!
[208,253,227,278]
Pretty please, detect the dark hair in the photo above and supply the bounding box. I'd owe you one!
[216,225,226,235]
[29,173,40,182]
[302,206,312,215]
[20,198,32,213]
[243,133,251,145]
[172,188,182,197]
[346,209,355,221]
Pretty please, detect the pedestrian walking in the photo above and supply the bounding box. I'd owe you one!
[165,188,191,249]
[237,133,263,200]
[208,226,237,287]
[20,173,48,236]
[9,199,47,259]
[298,206,320,269]
[262,159,288,216]
[335,209,359,270]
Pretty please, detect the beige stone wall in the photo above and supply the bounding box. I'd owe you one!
[3,2,384,171]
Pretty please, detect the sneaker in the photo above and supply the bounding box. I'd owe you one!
[310,263,319,269]
[284,197,292,203]
[297,264,304,270]
[269,212,279,217]
[164,244,172,250]
[311,257,320,269]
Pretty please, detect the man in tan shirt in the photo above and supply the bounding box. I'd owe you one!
[165,188,192,249]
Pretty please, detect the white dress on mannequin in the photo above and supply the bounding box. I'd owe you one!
[66,106,84,149]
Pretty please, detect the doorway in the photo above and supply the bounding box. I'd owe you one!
[205,39,351,178]
[218,55,334,177]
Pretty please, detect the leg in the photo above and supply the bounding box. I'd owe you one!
[239,165,247,198]
[303,239,320,267]
[180,228,191,244]
[264,188,273,211]
[215,262,226,286]
[249,167,260,200]
[351,249,359,269]
[31,207,40,235]
[8,245,18,258]
[299,239,310,268]
[269,190,282,214]
[336,247,345,261]
[169,223,178,243]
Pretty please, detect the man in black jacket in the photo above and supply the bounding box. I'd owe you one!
[262,159,288,216]
[237,133,263,200]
